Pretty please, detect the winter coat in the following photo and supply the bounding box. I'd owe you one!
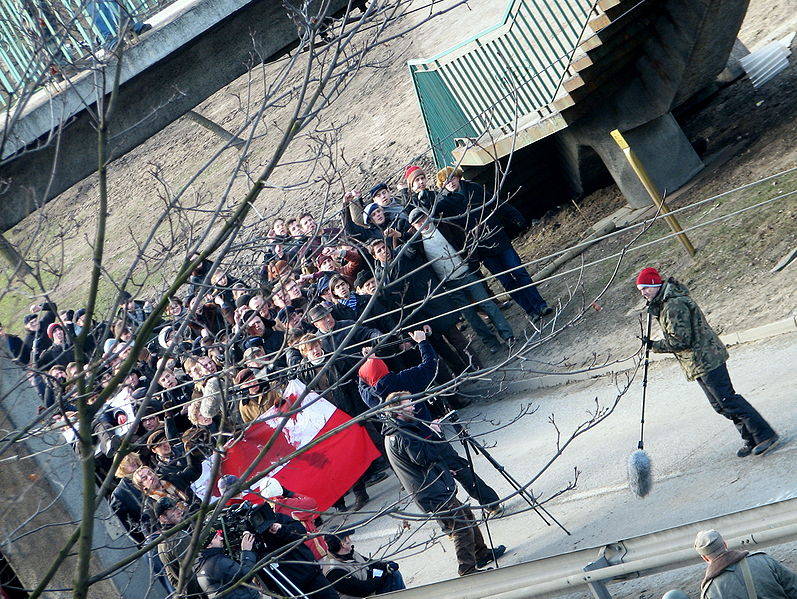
[320,320,382,380]
[701,552,797,599]
[436,180,524,257]
[261,513,326,588]
[296,355,365,417]
[194,546,260,599]
[110,477,145,534]
[37,341,74,370]
[384,417,457,513]
[331,294,397,337]
[647,278,729,381]
[323,550,392,598]
[372,240,459,331]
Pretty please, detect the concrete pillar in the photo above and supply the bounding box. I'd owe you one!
[0,351,165,599]
[587,113,703,208]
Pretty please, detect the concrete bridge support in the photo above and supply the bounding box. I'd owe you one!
[0,0,348,232]
[0,351,163,599]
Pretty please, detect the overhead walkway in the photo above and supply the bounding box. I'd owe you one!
[0,0,349,231]
[409,0,750,208]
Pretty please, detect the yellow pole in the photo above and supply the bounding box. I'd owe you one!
[610,129,696,256]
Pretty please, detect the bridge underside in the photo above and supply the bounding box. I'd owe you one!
[0,0,348,232]
[449,0,750,209]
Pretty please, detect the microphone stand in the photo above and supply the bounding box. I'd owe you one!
[442,408,570,536]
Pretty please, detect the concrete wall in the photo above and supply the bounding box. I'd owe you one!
[0,351,164,599]
[1,0,349,231]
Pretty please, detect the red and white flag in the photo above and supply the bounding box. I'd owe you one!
[217,380,379,511]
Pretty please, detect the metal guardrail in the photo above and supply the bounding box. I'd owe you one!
[407,0,596,168]
[387,496,797,598]
[0,0,175,108]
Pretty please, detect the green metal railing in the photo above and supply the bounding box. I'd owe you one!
[408,0,596,167]
[0,0,172,109]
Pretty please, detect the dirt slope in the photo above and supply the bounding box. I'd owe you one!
[2,0,796,360]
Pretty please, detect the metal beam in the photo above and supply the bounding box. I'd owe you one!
[386,497,797,598]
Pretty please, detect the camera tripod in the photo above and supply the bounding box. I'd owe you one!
[259,562,310,599]
[444,409,570,536]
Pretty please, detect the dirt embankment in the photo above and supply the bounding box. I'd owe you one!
[2,0,796,364]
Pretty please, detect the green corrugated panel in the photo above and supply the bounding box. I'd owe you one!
[409,0,596,165]
[412,68,479,168]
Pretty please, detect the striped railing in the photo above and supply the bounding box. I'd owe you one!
[0,0,172,109]
[408,0,597,167]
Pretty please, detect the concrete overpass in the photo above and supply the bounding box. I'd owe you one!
[0,0,349,231]
[409,0,750,210]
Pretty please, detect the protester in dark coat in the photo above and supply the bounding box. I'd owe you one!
[384,393,504,576]
[360,334,501,511]
[195,530,260,599]
[37,323,73,369]
[260,512,339,598]
[367,238,481,375]
[435,167,551,318]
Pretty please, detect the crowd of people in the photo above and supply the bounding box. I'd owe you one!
[1,164,545,595]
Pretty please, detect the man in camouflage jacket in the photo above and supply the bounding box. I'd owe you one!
[635,268,779,458]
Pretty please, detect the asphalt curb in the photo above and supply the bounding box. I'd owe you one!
[497,310,797,394]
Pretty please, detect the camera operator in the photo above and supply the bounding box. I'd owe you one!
[323,530,405,597]
[195,529,260,599]
[260,512,340,599]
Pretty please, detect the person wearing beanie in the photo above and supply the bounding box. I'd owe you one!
[342,194,406,244]
[694,529,797,599]
[358,330,502,514]
[401,165,437,211]
[344,182,410,230]
[37,322,73,370]
[636,268,779,458]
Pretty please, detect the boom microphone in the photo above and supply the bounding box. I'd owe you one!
[628,311,654,498]
[627,449,652,498]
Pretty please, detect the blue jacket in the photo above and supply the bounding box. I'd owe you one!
[358,340,437,421]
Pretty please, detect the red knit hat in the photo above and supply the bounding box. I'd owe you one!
[47,322,64,339]
[636,267,663,287]
[405,165,426,189]
[358,358,390,387]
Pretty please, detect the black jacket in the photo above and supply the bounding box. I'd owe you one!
[320,320,382,381]
[195,546,260,599]
[262,513,326,587]
[37,341,74,370]
[436,180,524,257]
[374,240,460,331]
[384,417,457,513]
[358,340,437,421]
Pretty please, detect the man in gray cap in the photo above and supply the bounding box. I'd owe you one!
[694,529,797,598]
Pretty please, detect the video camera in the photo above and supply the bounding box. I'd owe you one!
[218,500,277,556]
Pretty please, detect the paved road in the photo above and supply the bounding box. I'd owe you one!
[337,331,797,596]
